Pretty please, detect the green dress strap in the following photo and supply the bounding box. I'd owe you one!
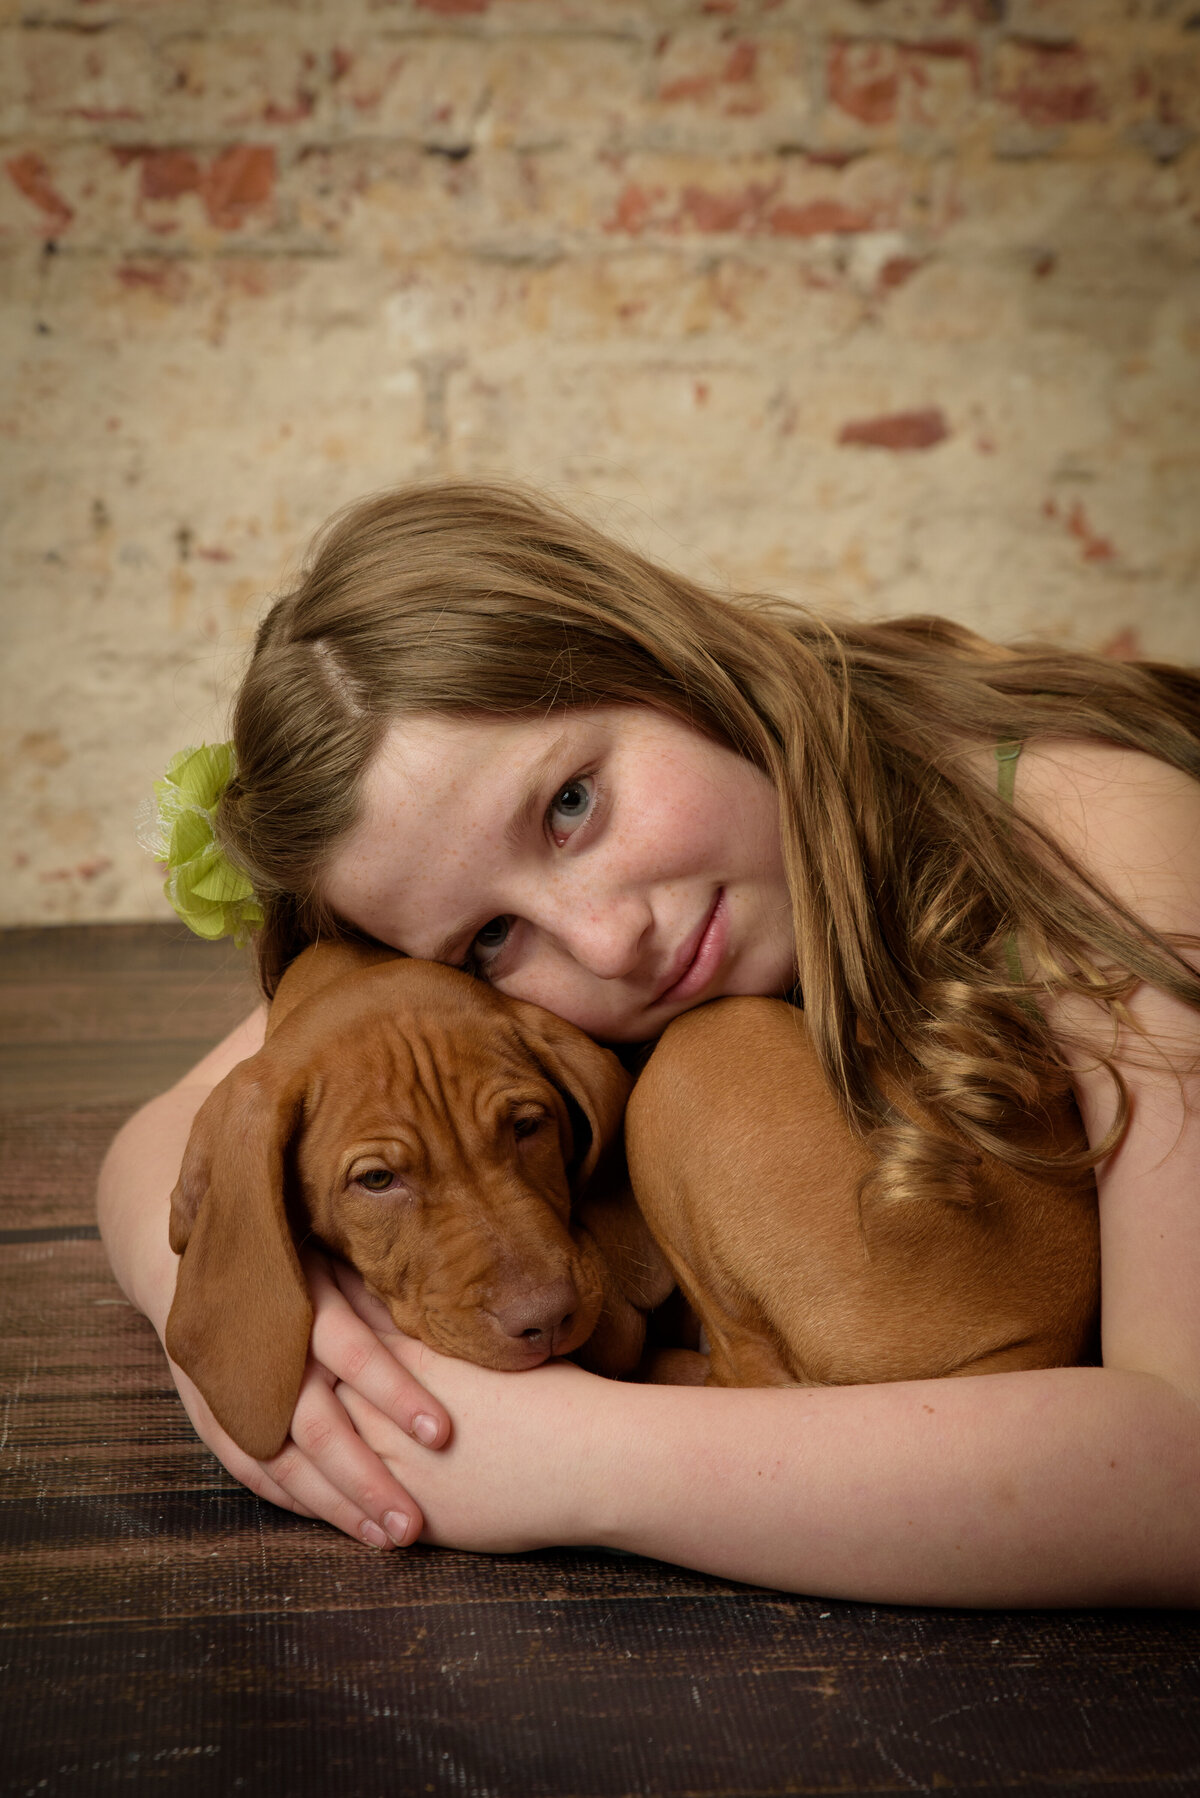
[996,739,1024,985]
[995,737,1022,805]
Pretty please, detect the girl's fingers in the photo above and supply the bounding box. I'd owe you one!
[171,1349,422,1549]
[310,1254,452,1450]
[328,1257,393,1332]
[279,1357,424,1545]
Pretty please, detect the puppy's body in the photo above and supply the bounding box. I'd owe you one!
[626,998,1099,1389]
[168,945,1100,1464]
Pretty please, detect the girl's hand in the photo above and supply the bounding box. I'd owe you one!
[167,1249,451,1550]
[331,1305,613,1556]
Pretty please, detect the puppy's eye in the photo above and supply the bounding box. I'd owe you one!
[513,1116,542,1140]
[356,1168,398,1193]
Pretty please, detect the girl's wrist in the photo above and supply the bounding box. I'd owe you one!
[556,1369,657,1554]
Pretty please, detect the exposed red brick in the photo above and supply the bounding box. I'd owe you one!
[1066,500,1114,562]
[828,41,900,126]
[660,74,714,104]
[838,408,949,450]
[1099,627,1141,660]
[136,148,201,201]
[769,199,874,236]
[1044,496,1116,562]
[263,90,315,126]
[330,47,353,82]
[679,181,777,232]
[723,42,757,83]
[115,145,274,228]
[116,261,190,302]
[200,145,276,230]
[879,254,922,289]
[1004,44,1104,127]
[605,182,657,234]
[5,152,74,234]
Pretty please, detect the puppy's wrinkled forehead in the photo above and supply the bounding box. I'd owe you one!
[281,958,560,1132]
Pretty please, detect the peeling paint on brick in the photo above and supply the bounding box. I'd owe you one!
[1044,497,1116,563]
[115,142,275,230]
[1001,41,1106,128]
[828,41,900,128]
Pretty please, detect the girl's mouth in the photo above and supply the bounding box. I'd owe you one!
[655,890,727,1007]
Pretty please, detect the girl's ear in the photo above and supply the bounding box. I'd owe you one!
[166,1054,313,1462]
[507,1000,632,1187]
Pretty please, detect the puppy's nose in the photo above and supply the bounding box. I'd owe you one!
[490,1278,579,1350]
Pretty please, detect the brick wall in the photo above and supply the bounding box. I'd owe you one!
[2,0,1197,924]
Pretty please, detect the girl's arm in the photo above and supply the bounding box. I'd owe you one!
[333,745,1200,1605]
[96,1010,451,1550]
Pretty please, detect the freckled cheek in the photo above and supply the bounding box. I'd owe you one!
[496,957,613,1036]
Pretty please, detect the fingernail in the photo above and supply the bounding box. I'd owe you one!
[384,1510,412,1546]
[412,1412,440,1446]
[359,1520,389,1550]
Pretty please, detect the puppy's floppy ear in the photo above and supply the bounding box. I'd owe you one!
[507,999,632,1186]
[166,1051,313,1462]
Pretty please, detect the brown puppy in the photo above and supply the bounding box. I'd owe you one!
[166,942,672,1460]
[625,997,1100,1389]
[170,947,1100,1463]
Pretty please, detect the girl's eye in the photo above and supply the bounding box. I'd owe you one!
[471,916,511,964]
[548,776,594,841]
[357,1168,398,1193]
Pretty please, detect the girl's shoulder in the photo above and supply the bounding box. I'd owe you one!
[970,737,1200,936]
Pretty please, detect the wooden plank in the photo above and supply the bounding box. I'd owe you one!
[0,923,256,985]
[0,979,261,1046]
[4,922,1200,1798]
[0,1040,248,1109]
[2,1556,1198,1796]
[0,1105,127,1231]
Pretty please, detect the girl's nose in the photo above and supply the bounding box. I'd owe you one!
[542,888,651,982]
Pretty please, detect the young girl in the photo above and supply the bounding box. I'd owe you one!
[97,482,1200,1607]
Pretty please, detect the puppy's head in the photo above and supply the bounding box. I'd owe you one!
[166,958,631,1461]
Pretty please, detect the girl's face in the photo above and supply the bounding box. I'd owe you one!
[321,705,795,1042]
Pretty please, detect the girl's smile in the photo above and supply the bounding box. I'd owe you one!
[321,705,796,1041]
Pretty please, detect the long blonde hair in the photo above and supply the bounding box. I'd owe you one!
[219,482,1200,1203]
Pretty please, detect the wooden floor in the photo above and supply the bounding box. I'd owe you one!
[2,925,1198,1798]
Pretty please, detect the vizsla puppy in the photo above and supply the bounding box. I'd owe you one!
[625,998,1099,1389]
[166,942,672,1460]
[169,945,1099,1465]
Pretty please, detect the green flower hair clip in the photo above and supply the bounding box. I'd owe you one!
[139,743,264,944]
